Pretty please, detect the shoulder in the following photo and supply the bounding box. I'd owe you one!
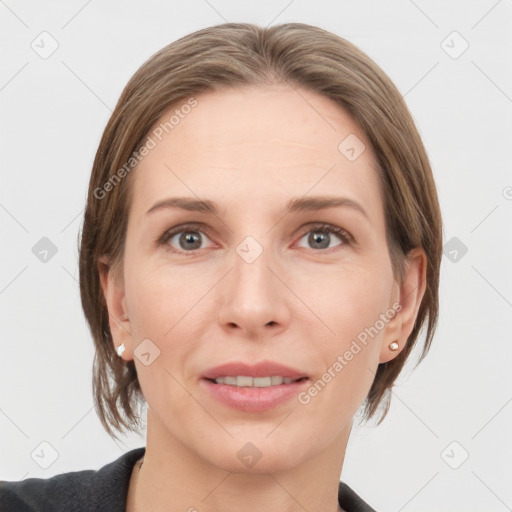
[338,481,378,512]
[0,469,97,512]
[0,447,145,512]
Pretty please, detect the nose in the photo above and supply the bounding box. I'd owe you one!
[216,241,290,339]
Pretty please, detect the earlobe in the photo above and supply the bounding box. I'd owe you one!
[380,248,427,364]
[379,339,402,364]
[97,256,132,358]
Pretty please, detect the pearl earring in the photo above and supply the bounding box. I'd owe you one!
[389,341,399,351]
[116,343,126,357]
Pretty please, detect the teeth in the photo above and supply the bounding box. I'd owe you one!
[237,376,253,387]
[213,375,298,387]
[271,376,283,385]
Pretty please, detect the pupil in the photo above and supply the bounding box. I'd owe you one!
[310,232,329,249]
[181,232,201,250]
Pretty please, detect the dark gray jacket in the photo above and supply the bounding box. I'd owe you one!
[0,447,377,511]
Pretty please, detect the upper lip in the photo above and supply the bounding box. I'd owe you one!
[201,361,308,380]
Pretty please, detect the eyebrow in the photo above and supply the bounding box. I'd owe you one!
[145,195,368,220]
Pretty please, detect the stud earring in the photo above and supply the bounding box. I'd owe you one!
[116,343,126,357]
[389,341,399,351]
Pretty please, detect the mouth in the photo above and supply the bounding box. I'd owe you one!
[199,360,310,411]
[204,375,309,387]
[200,374,310,412]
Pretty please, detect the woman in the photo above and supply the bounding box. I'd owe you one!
[0,22,442,511]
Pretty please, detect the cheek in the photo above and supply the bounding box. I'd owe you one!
[123,264,206,412]
[297,265,392,401]
[302,262,394,342]
[124,258,201,338]
[123,259,213,388]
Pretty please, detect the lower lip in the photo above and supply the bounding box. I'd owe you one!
[200,378,309,412]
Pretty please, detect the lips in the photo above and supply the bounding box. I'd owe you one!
[201,361,308,381]
[200,376,309,412]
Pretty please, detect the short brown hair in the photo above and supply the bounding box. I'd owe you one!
[78,22,442,440]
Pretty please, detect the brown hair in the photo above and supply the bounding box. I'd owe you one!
[78,22,442,439]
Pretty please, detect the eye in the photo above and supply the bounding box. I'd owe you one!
[158,223,215,254]
[158,222,352,255]
[295,223,352,251]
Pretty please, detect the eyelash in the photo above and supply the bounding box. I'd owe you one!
[157,222,353,256]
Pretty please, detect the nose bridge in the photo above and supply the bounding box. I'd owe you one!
[231,233,277,302]
[216,231,288,333]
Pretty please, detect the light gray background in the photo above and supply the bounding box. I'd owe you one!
[1,1,511,511]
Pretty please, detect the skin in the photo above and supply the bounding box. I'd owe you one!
[99,83,427,512]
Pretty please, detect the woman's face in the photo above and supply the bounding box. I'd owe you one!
[103,84,422,473]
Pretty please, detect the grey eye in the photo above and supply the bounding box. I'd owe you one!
[169,230,209,251]
[297,229,344,250]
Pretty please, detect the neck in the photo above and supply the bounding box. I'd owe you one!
[127,408,350,512]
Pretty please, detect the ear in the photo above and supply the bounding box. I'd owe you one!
[98,256,133,360]
[380,248,427,363]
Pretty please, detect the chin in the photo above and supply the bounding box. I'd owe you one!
[197,435,308,475]
[215,452,300,475]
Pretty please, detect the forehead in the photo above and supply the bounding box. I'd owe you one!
[129,84,383,221]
